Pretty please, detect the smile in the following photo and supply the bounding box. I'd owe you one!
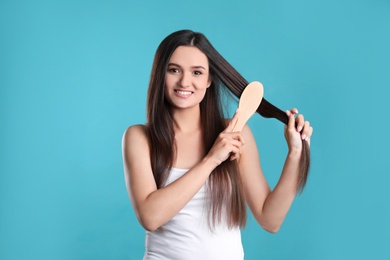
[175,90,193,96]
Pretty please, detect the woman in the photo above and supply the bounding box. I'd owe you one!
[122,30,313,259]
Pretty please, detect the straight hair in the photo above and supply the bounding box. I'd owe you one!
[146,30,310,229]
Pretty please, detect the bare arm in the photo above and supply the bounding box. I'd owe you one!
[239,108,313,233]
[122,120,243,231]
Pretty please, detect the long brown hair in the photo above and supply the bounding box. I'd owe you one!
[146,30,246,228]
[146,30,310,229]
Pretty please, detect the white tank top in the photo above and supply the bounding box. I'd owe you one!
[144,168,244,260]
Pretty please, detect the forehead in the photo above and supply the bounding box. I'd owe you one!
[169,46,209,68]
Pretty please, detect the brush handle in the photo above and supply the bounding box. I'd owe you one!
[231,110,245,132]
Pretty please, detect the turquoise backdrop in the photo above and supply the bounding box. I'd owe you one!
[1,0,389,259]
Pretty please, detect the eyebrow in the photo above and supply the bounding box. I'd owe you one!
[168,63,207,70]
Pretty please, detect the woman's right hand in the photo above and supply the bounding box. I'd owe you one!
[206,112,245,167]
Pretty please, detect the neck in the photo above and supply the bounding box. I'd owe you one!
[172,106,202,133]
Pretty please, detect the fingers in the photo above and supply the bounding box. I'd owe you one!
[216,132,244,162]
[286,109,296,131]
[230,133,246,160]
[286,108,313,142]
[229,140,243,161]
[301,121,313,143]
[219,132,245,150]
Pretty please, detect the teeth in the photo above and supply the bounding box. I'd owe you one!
[176,90,192,95]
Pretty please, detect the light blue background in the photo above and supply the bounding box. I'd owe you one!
[1,0,389,259]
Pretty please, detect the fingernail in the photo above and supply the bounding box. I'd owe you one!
[297,126,303,132]
[305,136,309,142]
[286,110,290,116]
[302,134,307,140]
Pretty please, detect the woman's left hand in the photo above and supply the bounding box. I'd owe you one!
[284,108,313,152]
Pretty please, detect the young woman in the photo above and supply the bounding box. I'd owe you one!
[122,30,313,259]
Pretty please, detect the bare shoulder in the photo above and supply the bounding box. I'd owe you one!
[122,124,156,206]
[123,124,147,139]
[241,123,255,139]
[122,124,150,152]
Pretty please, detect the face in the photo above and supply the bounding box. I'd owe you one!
[164,46,211,110]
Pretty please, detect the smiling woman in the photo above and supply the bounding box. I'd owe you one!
[122,30,313,259]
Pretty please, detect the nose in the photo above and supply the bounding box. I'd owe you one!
[179,72,191,88]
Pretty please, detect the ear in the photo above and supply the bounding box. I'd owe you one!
[206,77,212,88]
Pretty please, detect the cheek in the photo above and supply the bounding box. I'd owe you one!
[198,81,209,97]
[164,74,172,87]
[196,77,211,90]
[164,75,178,94]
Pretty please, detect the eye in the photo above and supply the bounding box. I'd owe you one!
[193,70,202,75]
[168,68,180,73]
